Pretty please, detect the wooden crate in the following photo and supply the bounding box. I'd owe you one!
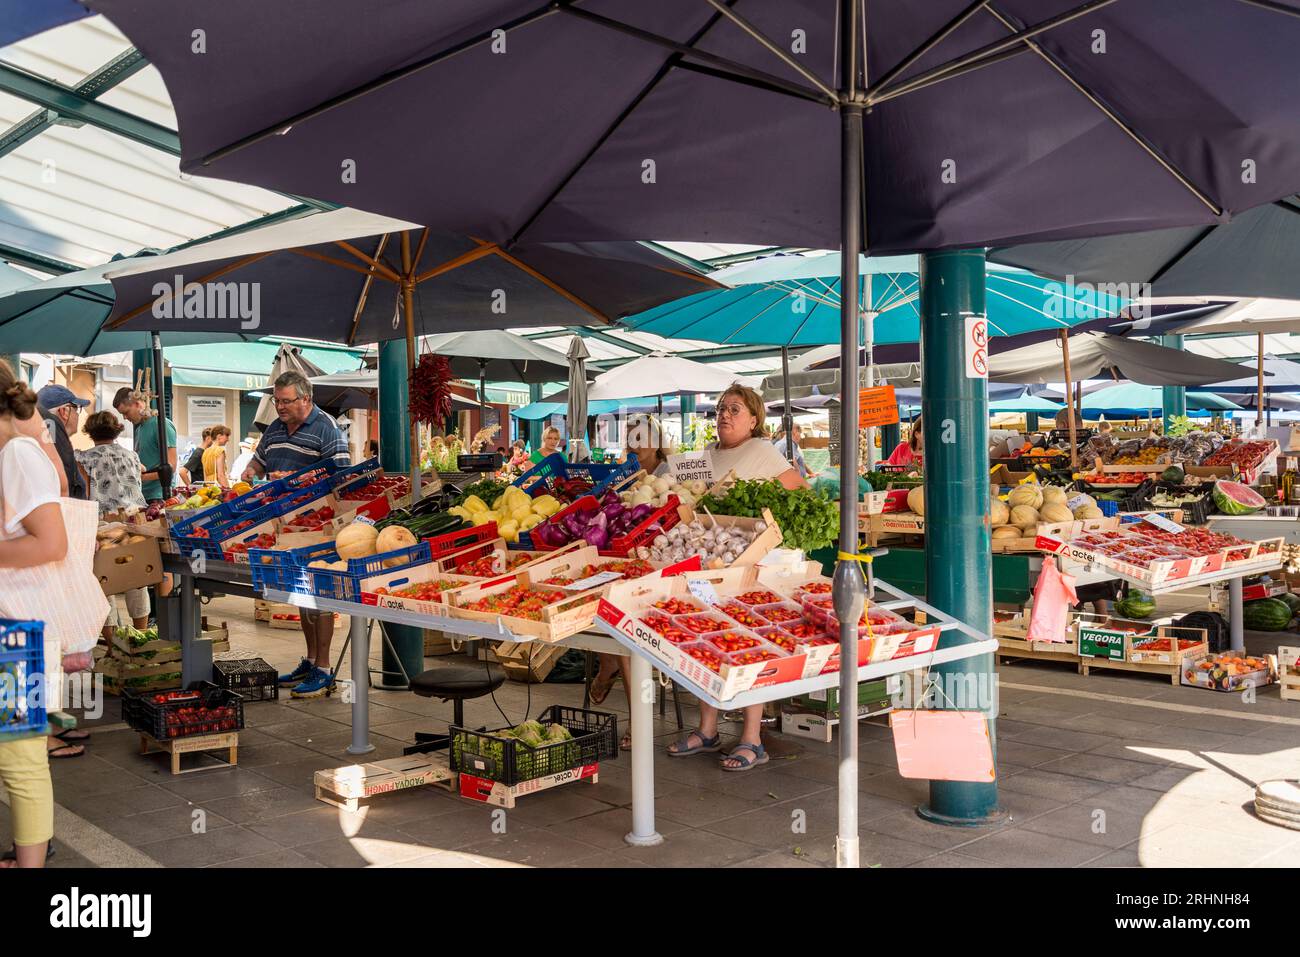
[314,754,454,811]
[1280,646,1300,703]
[424,630,459,656]
[268,611,341,630]
[491,640,568,683]
[139,730,238,775]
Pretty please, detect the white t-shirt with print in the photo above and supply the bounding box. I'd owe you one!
[706,438,794,482]
[0,436,61,541]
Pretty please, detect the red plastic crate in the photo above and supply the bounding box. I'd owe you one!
[603,495,681,557]
[424,522,499,558]
[528,495,600,553]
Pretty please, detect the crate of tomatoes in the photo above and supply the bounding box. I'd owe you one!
[122,681,245,740]
[447,571,608,642]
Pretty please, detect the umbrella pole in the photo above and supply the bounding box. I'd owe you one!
[151,331,171,499]
[781,346,794,464]
[1061,330,1077,468]
[401,232,421,503]
[832,6,864,869]
[478,358,488,438]
[863,274,876,469]
[1258,332,1265,432]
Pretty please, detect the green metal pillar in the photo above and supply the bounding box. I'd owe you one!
[527,383,544,452]
[1160,334,1186,432]
[679,393,696,449]
[880,421,900,459]
[917,249,1004,827]
[1025,411,1039,433]
[377,339,421,688]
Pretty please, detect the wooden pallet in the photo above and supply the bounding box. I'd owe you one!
[997,635,1080,667]
[314,755,454,811]
[139,730,238,775]
[491,640,568,683]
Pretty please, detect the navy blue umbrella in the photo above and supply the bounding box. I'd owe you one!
[0,0,89,47]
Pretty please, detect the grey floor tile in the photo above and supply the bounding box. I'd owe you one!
[209,847,326,868]
[395,804,536,850]
[733,849,826,867]
[459,828,604,867]
[1035,751,1166,784]
[545,807,689,850]
[157,767,284,802]
[136,825,280,867]
[605,827,768,868]
[802,831,937,868]
[996,768,1113,803]
[198,786,326,824]
[293,833,433,867]
[1021,803,1164,849]
[959,826,1113,867]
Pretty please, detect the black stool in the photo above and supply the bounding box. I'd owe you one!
[403,662,507,756]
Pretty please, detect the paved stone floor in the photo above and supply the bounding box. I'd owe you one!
[2,594,1298,868]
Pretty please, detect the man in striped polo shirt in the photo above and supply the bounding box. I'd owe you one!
[243,371,351,698]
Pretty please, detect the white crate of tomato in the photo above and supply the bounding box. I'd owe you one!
[597,564,941,703]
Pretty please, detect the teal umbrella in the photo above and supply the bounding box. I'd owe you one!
[989,395,1063,414]
[1080,383,1241,417]
[622,255,1125,347]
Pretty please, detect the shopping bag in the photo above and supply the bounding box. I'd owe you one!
[0,497,109,655]
[890,708,996,782]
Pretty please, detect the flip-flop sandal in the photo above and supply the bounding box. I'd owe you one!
[47,743,85,759]
[620,731,632,751]
[55,729,90,742]
[720,742,768,772]
[667,730,722,757]
[589,674,617,706]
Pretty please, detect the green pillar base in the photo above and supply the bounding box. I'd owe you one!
[378,340,411,473]
[377,622,423,690]
[917,798,1007,828]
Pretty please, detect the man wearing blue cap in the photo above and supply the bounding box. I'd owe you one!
[37,384,89,501]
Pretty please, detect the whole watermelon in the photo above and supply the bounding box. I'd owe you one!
[1279,592,1300,617]
[1211,480,1266,515]
[1242,598,1292,631]
[1116,591,1156,620]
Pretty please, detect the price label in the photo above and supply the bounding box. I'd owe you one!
[1066,493,1090,511]
[686,578,721,606]
[560,570,625,592]
[353,514,376,526]
[667,452,715,485]
[1140,511,1183,533]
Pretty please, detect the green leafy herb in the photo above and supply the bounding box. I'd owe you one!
[704,479,839,553]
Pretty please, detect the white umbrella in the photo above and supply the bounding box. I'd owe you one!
[566,338,590,463]
[255,342,328,428]
[587,352,756,402]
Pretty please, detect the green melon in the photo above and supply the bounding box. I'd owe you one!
[1211,480,1266,516]
[1278,592,1300,617]
[1116,591,1156,620]
[1242,598,1292,631]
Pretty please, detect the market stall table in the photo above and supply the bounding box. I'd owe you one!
[159,553,261,688]
[263,579,996,847]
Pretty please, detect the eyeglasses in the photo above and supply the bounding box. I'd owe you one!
[273,396,307,407]
[716,403,748,418]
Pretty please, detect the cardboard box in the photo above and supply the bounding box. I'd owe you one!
[314,755,453,811]
[792,678,893,714]
[780,704,892,743]
[457,763,599,808]
[1180,651,1277,692]
[94,534,164,595]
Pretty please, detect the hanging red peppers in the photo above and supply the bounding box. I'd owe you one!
[409,353,454,426]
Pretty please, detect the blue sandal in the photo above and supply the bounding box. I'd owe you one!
[667,730,722,757]
[720,742,768,772]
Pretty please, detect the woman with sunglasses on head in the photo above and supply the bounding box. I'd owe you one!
[666,383,806,772]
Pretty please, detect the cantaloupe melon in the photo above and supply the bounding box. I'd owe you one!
[1010,505,1039,529]
[375,525,417,554]
[992,525,1020,540]
[1040,485,1068,506]
[907,486,925,516]
[1007,484,1043,510]
[336,521,379,560]
[990,498,1010,526]
[1040,503,1074,524]
[1073,504,1104,520]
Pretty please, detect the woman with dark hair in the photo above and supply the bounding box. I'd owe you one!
[886,415,923,467]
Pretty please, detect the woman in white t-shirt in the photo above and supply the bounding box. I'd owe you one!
[0,365,66,867]
[667,384,807,772]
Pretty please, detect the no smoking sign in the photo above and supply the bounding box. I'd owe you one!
[964,315,988,379]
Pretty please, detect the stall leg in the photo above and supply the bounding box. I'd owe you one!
[347,614,374,755]
[1229,577,1244,653]
[163,569,210,688]
[624,652,662,847]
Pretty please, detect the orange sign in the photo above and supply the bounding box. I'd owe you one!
[858,385,899,428]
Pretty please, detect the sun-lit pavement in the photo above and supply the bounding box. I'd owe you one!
[3,594,1297,868]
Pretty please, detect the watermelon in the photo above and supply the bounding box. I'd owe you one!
[1211,480,1266,516]
[1241,598,1292,631]
[1279,592,1300,617]
[1116,591,1156,620]
[1161,466,1186,483]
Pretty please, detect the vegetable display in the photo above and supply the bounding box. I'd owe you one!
[529,490,665,552]
[703,480,837,554]
[637,516,764,567]
[620,473,710,509]
[460,584,571,620]
[449,484,558,543]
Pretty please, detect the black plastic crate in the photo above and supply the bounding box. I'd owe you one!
[122,681,245,740]
[212,658,278,701]
[1125,482,1212,525]
[449,705,617,786]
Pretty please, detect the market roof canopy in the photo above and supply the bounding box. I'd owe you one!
[102,208,716,343]
[164,339,363,391]
[89,0,1300,252]
[307,369,481,412]
[621,256,1124,347]
[988,332,1260,386]
[1078,382,1242,415]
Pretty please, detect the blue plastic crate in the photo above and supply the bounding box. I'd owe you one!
[512,452,638,501]
[279,459,343,489]
[172,499,288,564]
[1098,499,1120,517]
[251,540,433,602]
[0,619,47,737]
